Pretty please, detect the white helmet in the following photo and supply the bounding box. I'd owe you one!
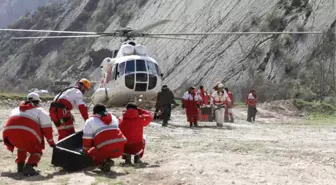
[217,83,224,88]
[27,92,41,102]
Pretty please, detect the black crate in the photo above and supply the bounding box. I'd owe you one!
[51,131,94,172]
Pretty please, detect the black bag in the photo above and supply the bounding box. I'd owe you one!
[51,131,94,171]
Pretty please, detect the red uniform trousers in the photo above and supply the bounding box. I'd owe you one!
[224,102,233,120]
[5,134,43,166]
[123,139,146,158]
[87,143,125,165]
[49,105,75,141]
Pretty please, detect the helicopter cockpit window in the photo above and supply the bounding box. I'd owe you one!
[136,60,147,72]
[146,60,158,75]
[125,60,135,74]
[118,62,126,76]
[154,63,161,77]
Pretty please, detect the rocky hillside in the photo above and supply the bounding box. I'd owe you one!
[0,0,335,101]
[0,0,60,27]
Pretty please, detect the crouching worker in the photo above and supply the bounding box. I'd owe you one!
[81,104,127,172]
[119,103,152,165]
[2,93,55,176]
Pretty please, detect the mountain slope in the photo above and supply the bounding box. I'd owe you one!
[0,0,60,27]
[0,0,335,101]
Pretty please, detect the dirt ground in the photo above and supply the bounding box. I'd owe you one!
[0,102,336,185]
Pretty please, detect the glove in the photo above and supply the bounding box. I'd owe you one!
[182,104,185,108]
[49,144,56,148]
[79,149,87,156]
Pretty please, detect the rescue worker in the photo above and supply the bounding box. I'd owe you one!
[246,89,258,122]
[197,85,209,105]
[212,81,222,91]
[156,85,177,126]
[182,86,202,127]
[211,83,230,127]
[81,104,127,172]
[224,87,234,123]
[49,78,91,141]
[119,103,152,164]
[3,93,55,176]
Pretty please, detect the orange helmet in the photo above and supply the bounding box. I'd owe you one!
[79,78,91,89]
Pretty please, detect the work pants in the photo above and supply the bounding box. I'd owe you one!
[6,136,42,166]
[247,106,257,122]
[49,107,75,141]
[224,102,234,121]
[123,139,146,158]
[88,144,125,165]
[160,104,171,125]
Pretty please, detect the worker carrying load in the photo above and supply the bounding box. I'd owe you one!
[212,82,221,92]
[224,87,234,123]
[211,83,230,127]
[49,78,91,141]
[246,89,258,122]
[197,85,209,105]
[81,104,127,172]
[182,86,202,127]
[119,103,152,164]
[2,93,55,176]
[155,85,177,126]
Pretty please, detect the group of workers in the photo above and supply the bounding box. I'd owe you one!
[155,82,258,127]
[2,78,152,176]
[2,78,259,176]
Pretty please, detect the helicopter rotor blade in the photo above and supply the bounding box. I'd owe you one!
[11,35,101,39]
[0,28,98,35]
[144,36,198,41]
[132,19,172,33]
[145,31,324,36]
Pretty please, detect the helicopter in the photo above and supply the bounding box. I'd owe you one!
[0,19,323,107]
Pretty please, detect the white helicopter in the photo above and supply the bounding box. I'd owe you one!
[0,19,323,107]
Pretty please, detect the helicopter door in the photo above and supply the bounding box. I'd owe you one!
[135,59,148,91]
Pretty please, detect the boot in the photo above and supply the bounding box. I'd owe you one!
[134,155,141,164]
[17,162,24,173]
[23,164,38,176]
[189,122,193,127]
[230,118,234,123]
[99,159,114,172]
[194,122,198,127]
[124,154,132,165]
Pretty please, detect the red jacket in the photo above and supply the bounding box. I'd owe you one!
[82,114,126,153]
[3,103,55,152]
[246,93,258,107]
[227,91,234,105]
[119,108,152,144]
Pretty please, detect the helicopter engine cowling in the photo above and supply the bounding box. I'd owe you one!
[134,44,147,56]
[91,87,110,105]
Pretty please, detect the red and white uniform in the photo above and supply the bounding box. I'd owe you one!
[211,91,230,124]
[119,108,152,158]
[211,90,229,105]
[49,87,89,141]
[3,103,55,167]
[225,91,234,119]
[182,92,202,123]
[246,93,258,107]
[197,89,209,105]
[82,114,126,165]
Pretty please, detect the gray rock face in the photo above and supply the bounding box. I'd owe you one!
[0,0,59,27]
[0,0,335,101]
